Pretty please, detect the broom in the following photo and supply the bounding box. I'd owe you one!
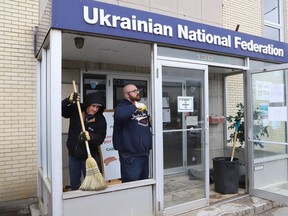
[231,118,240,161]
[72,80,107,191]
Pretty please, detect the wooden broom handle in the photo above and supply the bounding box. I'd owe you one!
[72,80,91,156]
[231,131,238,161]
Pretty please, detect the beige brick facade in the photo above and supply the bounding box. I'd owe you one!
[0,0,38,203]
[96,0,223,26]
[222,0,262,36]
[222,0,260,117]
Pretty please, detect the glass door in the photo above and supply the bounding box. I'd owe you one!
[247,63,288,204]
[156,60,209,215]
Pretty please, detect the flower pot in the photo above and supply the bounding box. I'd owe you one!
[212,157,239,194]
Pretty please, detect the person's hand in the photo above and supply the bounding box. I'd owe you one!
[69,92,80,104]
[134,101,147,111]
[80,131,90,142]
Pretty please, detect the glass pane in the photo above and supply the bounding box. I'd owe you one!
[112,79,147,108]
[162,66,206,208]
[254,142,286,158]
[264,0,280,24]
[263,25,280,41]
[251,70,287,158]
[250,60,277,69]
[163,81,182,131]
[163,131,183,169]
[82,74,106,104]
[158,47,245,67]
[251,68,288,200]
[158,47,245,66]
[187,128,204,166]
[186,79,204,166]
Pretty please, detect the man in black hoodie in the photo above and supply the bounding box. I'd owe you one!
[62,91,107,190]
[113,84,152,183]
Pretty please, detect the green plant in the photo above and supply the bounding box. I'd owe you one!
[226,103,269,148]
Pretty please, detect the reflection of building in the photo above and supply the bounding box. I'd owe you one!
[2,0,288,215]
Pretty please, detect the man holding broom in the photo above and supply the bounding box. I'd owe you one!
[62,91,107,190]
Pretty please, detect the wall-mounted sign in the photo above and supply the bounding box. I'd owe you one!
[100,111,121,181]
[52,0,288,62]
[163,108,171,122]
[177,96,194,112]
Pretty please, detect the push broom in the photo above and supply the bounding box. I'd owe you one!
[72,80,107,191]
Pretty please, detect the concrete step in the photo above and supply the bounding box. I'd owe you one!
[177,195,286,216]
[30,203,41,216]
[257,206,288,216]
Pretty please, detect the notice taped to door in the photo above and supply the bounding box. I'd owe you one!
[100,110,121,181]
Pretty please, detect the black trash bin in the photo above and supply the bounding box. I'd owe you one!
[212,157,239,194]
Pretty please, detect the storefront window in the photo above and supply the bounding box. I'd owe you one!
[112,79,148,108]
[263,26,280,41]
[82,74,106,104]
[80,74,152,185]
[263,0,283,41]
[251,70,287,159]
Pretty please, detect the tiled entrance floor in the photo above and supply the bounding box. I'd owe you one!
[164,173,245,207]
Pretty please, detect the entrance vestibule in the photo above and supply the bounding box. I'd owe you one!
[61,32,248,207]
[38,30,288,216]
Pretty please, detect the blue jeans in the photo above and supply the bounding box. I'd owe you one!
[69,154,86,190]
[119,154,149,183]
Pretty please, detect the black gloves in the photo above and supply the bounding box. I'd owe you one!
[69,92,80,104]
[80,131,91,142]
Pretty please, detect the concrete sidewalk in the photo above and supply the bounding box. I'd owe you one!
[1,195,287,216]
[26,196,287,216]
[177,195,288,216]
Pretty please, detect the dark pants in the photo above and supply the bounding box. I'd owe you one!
[68,153,101,190]
[69,154,86,190]
[119,154,149,183]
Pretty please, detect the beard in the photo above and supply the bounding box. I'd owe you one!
[130,94,141,102]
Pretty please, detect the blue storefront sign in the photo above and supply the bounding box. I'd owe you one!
[52,0,288,62]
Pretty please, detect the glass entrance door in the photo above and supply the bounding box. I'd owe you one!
[163,79,204,173]
[247,63,288,204]
[156,60,209,214]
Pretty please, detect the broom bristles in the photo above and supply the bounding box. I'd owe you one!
[79,156,107,191]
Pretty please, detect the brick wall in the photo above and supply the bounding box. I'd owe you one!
[222,0,262,117]
[96,0,223,26]
[222,0,262,36]
[0,0,38,202]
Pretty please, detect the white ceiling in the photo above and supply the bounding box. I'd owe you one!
[62,33,236,74]
[62,33,151,67]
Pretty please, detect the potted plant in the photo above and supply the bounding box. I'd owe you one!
[226,102,269,150]
[228,103,269,185]
[213,102,269,194]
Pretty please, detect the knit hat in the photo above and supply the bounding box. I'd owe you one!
[85,92,106,112]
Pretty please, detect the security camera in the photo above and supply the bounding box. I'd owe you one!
[74,37,85,49]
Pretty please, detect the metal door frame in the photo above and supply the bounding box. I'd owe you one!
[154,58,209,215]
[246,63,288,204]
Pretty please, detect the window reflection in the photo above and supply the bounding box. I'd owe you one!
[263,0,283,41]
[252,70,288,159]
[264,0,280,24]
[263,26,280,41]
